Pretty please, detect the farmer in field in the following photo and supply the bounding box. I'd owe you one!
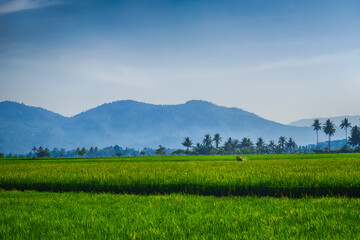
[236,156,243,161]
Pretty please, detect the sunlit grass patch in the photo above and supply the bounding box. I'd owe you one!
[1,154,359,197]
[1,191,359,239]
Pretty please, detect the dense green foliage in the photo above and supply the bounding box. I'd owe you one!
[349,126,360,147]
[323,119,336,150]
[1,191,359,239]
[184,135,304,155]
[1,154,359,197]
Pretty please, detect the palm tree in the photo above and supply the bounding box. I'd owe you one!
[348,126,360,147]
[233,139,240,149]
[256,137,265,153]
[323,119,336,150]
[312,119,322,148]
[278,136,286,153]
[32,146,37,154]
[182,137,193,151]
[155,146,166,156]
[286,138,297,153]
[224,137,235,153]
[203,134,212,148]
[240,137,253,148]
[340,118,351,145]
[268,140,276,154]
[213,133,222,149]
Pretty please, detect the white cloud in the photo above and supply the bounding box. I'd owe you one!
[0,0,61,14]
[232,48,360,75]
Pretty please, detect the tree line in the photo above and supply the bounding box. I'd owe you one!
[312,118,360,152]
[1,118,360,158]
[171,134,301,155]
[0,145,175,159]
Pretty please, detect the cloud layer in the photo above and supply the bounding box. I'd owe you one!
[0,0,60,14]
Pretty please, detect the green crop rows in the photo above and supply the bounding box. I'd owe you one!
[1,154,360,197]
[1,191,360,239]
[1,154,360,239]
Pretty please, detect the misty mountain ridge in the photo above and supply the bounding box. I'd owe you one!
[290,115,360,127]
[0,100,346,153]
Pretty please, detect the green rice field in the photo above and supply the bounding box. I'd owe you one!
[1,191,360,239]
[1,154,360,239]
[1,154,359,197]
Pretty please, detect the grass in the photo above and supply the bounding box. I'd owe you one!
[1,154,359,197]
[1,191,360,240]
[1,154,359,239]
[2,153,360,163]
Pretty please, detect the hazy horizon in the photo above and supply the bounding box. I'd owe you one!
[3,98,360,126]
[1,0,359,124]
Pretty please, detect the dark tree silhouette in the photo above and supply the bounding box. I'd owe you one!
[213,133,222,149]
[76,147,87,156]
[240,137,253,148]
[348,126,360,147]
[155,146,166,156]
[256,137,265,153]
[268,140,276,153]
[278,136,287,152]
[203,134,212,148]
[224,138,235,153]
[286,138,297,153]
[37,147,50,158]
[182,137,193,151]
[323,119,336,150]
[171,149,185,155]
[340,118,351,145]
[312,119,322,148]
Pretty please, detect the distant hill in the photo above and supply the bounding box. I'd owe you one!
[289,116,360,127]
[0,100,342,153]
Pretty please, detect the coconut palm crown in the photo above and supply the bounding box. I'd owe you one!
[312,119,322,148]
[182,137,193,151]
[213,133,222,149]
[323,119,336,150]
[340,118,351,144]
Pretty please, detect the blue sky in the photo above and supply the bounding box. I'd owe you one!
[0,0,359,123]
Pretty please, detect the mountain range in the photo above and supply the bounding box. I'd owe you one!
[0,100,347,153]
[289,116,360,127]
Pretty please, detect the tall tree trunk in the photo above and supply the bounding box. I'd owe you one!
[346,128,348,145]
[316,130,319,148]
[329,135,331,150]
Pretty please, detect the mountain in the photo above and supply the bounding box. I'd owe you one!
[289,116,360,127]
[0,100,335,153]
[0,101,68,153]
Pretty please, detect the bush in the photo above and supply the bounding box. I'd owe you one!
[338,145,352,153]
[354,146,360,153]
[171,149,185,155]
[37,150,50,158]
